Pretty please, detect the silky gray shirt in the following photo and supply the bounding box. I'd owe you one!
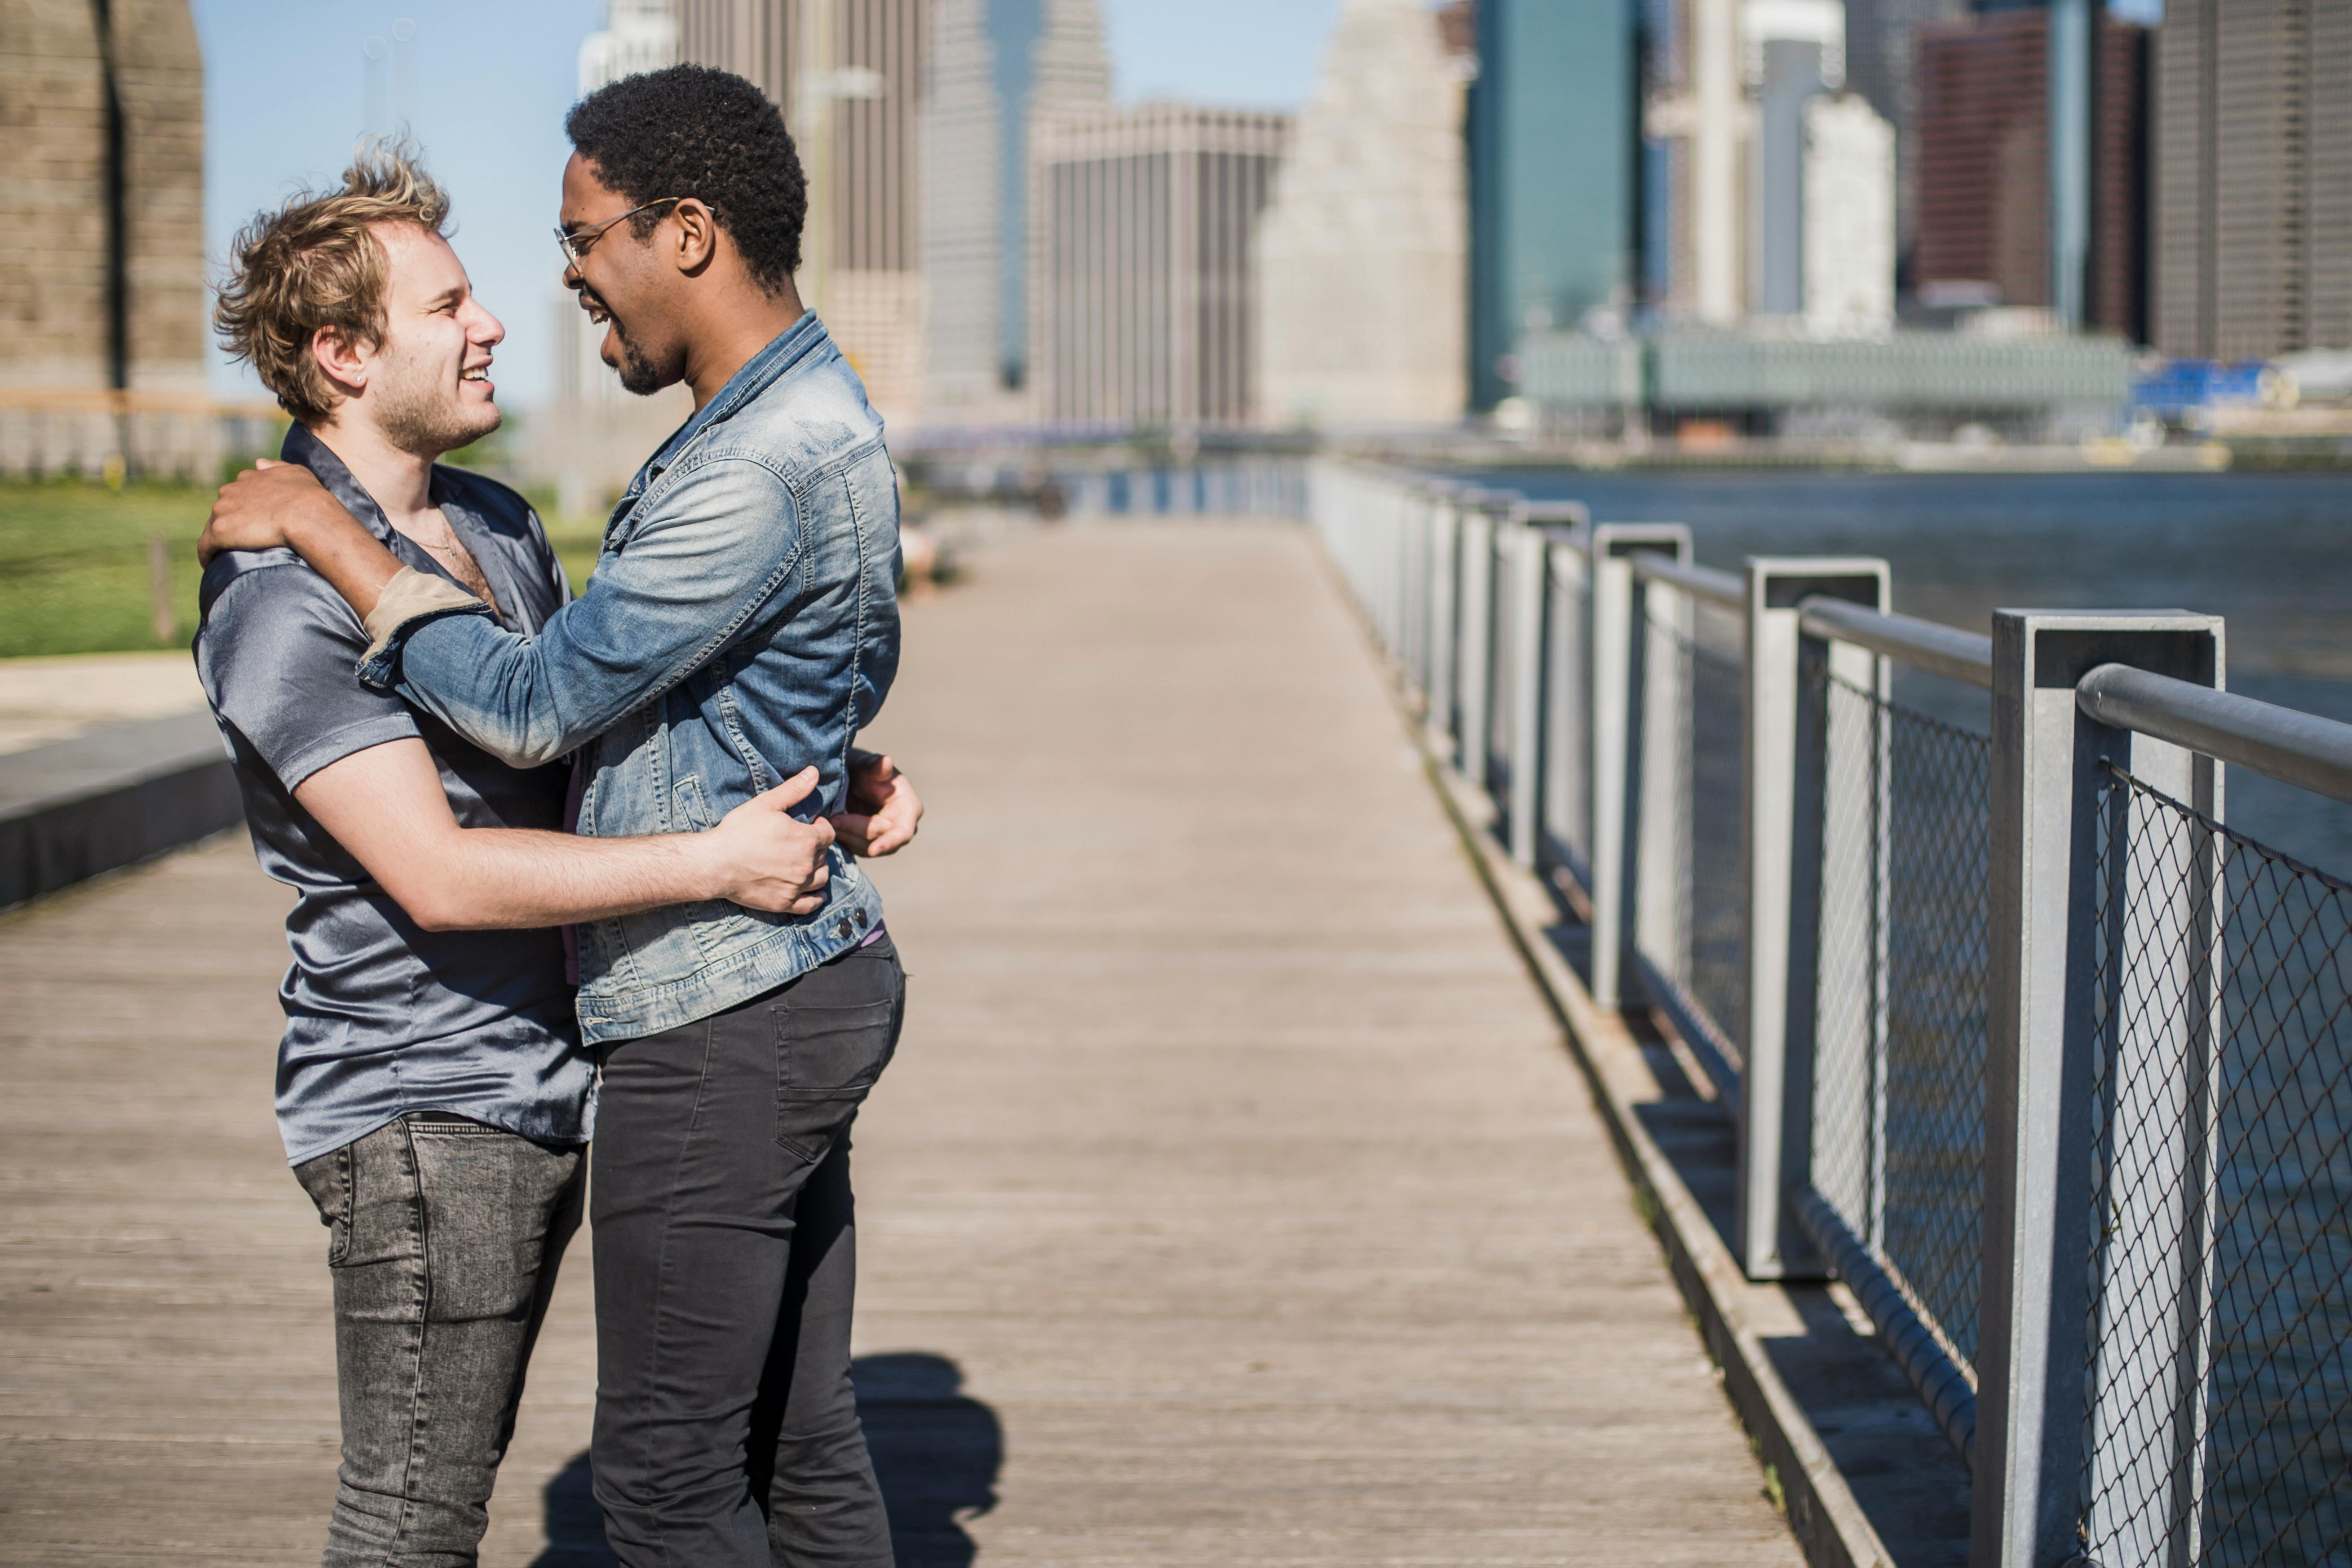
[195,426,592,1166]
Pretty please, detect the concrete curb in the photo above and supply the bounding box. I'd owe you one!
[0,712,243,909]
[1412,743,1897,1568]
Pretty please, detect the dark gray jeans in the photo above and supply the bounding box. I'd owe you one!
[590,932,905,1568]
[293,1112,585,1568]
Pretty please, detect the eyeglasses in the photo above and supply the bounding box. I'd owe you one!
[553,197,695,267]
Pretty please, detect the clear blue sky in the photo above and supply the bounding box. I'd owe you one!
[192,0,1342,406]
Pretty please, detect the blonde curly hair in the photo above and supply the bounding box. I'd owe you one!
[214,142,452,424]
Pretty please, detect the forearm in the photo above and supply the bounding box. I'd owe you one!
[287,509,405,621]
[396,826,721,932]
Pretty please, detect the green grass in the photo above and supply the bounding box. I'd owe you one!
[0,480,217,657]
[0,477,608,659]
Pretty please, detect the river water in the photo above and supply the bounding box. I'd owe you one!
[1464,468,2352,874]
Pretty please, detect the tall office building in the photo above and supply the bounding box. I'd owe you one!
[921,0,1109,419]
[1747,0,1845,317]
[1254,0,1470,426]
[1468,0,1640,409]
[677,0,929,425]
[1802,93,1895,334]
[559,0,680,410]
[1643,0,1746,323]
[2153,0,2352,360]
[1029,105,1291,426]
[1914,8,2146,336]
[1839,0,1965,272]
[540,0,692,510]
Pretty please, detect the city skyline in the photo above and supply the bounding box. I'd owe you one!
[189,0,1345,406]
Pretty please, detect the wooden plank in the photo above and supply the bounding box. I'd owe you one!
[0,522,1808,1567]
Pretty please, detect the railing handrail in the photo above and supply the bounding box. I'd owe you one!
[1631,552,1745,610]
[2077,662,2352,808]
[1798,597,1994,690]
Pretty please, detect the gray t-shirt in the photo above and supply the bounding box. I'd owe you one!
[195,426,592,1166]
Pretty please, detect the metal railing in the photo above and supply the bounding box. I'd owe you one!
[1310,459,2352,1568]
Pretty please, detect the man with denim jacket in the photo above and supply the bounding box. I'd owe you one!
[205,68,916,1568]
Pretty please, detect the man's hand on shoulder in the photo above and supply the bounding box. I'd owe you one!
[831,751,922,858]
[699,767,838,914]
[198,459,353,566]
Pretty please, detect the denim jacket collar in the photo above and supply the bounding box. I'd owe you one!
[622,312,830,504]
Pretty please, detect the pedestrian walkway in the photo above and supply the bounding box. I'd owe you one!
[0,521,1802,1566]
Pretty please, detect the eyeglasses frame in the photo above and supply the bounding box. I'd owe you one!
[554,196,701,268]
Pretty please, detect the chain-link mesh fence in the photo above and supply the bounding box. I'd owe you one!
[1640,596,1746,1064]
[1809,663,1991,1376]
[2084,769,2352,1568]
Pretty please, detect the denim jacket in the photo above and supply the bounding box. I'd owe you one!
[358,314,901,1045]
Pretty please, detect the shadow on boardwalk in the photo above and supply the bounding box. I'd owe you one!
[527,1354,1001,1568]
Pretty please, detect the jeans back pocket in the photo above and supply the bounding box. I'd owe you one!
[774,997,900,1160]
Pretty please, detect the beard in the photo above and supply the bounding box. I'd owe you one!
[374,350,502,459]
[606,315,672,397]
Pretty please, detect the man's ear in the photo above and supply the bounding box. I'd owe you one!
[311,325,369,401]
[670,199,719,277]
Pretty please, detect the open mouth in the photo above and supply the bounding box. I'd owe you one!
[460,364,494,391]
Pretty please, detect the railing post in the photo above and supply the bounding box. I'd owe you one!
[1736,558,1889,1282]
[1503,512,1552,867]
[1425,490,1463,761]
[1587,524,1690,1011]
[1538,518,1594,890]
[1976,610,2223,1568]
[1632,575,1689,977]
[1525,504,1592,882]
[1456,500,1499,796]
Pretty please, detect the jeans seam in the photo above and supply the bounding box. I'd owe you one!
[637,1014,719,1568]
[395,1116,434,1554]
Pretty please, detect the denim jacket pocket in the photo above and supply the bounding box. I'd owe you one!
[773,998,898,1159]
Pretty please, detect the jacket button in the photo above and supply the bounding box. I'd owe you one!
[854,908,868,929]
[836,918,852,940]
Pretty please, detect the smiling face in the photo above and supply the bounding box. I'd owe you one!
[559,152,687,398]
[347,221,505,458]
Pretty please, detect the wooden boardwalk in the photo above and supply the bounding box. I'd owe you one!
[0,522,1802,1566]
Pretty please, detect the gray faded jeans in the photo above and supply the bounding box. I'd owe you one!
[293,1111,585,1568]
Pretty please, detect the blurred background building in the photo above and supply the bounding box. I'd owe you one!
[2152,0,2352,362]
[1468,0,1641,411]
[514,0,2352,482]
[0,0,225,478]
[921,0,1111,424]
[1253,0,1472,430]
[1028,104,1291,428]
[678,0,930,428]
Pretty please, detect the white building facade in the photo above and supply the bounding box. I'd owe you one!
[1252,0,1469,428]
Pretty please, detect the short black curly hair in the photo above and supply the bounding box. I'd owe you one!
[565,64,806,292]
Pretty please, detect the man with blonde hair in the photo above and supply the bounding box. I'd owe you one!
[198,143,917,1567]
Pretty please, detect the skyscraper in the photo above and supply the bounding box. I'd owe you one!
[2153,0,2352,360]
[1254,0,1470,425]
[1914,7,2147,336]
[1467,0,1640,409]
[1029,104,1292,426]
[1801,93,1895,334]
[921,0,1108,419]
[676,0,929,424]
[560,0,679,409]
[1839,0,1966,274]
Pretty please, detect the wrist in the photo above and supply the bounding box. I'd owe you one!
[680,830,734,903]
